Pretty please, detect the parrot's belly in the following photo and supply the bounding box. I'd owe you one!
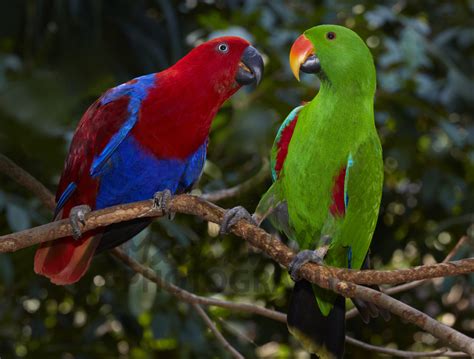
[95,136,206,209]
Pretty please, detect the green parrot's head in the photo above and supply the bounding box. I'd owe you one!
[289,25,376,94]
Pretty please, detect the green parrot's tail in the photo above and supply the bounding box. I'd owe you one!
[287,280,345,359]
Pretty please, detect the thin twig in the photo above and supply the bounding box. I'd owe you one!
[201,158,269,202]
[115,248,469,358]
[116,248,467,358]
[113,248,261,358]
[217,318,259,348]
[346,236,470,320]
[192,303,245,359]
[333,279,474,355]
[433,214,474,234]
[345,337,469,357]
[113,248,470,358]
[111,248,286,323]
[384,235,470,296]
[0,153,55,210]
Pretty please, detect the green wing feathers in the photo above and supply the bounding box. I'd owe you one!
[316,135,383,316]
[326,134,383,270]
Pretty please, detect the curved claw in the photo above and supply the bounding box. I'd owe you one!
[153,189,174,219]
[219,206,256,235]
[289,247,328,282]
[352,253,392,323]
[352,290,391,323]
[69,205,91,240]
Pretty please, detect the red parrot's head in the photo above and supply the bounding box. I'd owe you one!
[171,36,264,99]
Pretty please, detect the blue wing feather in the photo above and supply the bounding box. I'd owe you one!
[90,74,157,178]
[180,140,208,191]
[54,182,77,217]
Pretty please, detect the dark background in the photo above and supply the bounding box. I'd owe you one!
[0,0,473,358]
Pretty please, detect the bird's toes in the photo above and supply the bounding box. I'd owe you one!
[288,249,325,282]
[153,189,174,218]
[69,205,92,240]
[219,206,255,235]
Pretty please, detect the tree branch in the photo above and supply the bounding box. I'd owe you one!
[345,337,469,358]
[192,303,244,359]
[1,195,472,287]
[0,153,56,210]
[1,196,472,354]
[113,248,249,357]
[384,235,470,296]
[345,235,470,320]
[1,153,473,355]
[434,214,474,234]
[115,248,470,358]
[332,279,474,355]
[111,248,286,323]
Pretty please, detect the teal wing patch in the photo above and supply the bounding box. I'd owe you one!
[344,153,354,210]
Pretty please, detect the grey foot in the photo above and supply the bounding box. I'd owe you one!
[320,234,332,246]
[289,246,329,281]
[219,206,256,235]
[352,297,380,324]
[153,189,174,219]
[69,205,91,240]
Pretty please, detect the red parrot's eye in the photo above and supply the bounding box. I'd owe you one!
[217,43,229,53]
[326,32,336,40]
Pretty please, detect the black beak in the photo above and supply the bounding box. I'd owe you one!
[300,54,321,74]
[235,45,264,86]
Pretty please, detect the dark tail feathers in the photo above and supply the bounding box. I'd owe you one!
[95,218,152,254]
[287,279,345,359]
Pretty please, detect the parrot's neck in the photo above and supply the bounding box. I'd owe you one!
[318,78,374,104]
[313,79,375,126]
[297,79,376,152]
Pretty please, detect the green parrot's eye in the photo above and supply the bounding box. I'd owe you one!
[326,32,336,40]
[217,43,229,53]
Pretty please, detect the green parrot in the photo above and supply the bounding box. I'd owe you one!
[221,25,387,358]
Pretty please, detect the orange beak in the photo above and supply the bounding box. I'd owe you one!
[289,34,315,81]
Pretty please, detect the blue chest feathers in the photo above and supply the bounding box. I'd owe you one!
[95,136,207,209]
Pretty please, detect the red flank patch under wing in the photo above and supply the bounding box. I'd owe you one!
[330,167,346,217]
[275,115,299,177]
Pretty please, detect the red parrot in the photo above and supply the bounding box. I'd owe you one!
[34,36,264,285]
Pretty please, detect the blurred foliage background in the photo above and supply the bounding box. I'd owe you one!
[0,0,473,358]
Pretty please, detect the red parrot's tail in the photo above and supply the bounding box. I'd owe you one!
[34,234,100,285]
